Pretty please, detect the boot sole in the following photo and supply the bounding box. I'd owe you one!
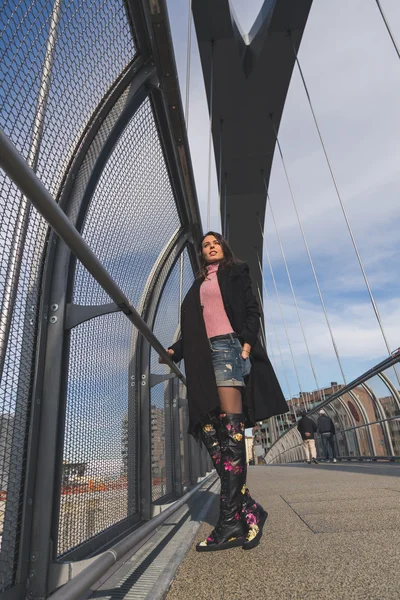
[242,510,268,550]
[196,537,245,552]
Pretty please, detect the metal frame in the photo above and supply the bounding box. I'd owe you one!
[265,353,400,465]
[0,2,206,599]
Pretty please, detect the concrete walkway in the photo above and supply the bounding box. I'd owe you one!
[166,463,400,600]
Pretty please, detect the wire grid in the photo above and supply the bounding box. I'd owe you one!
[58,312,133,557]
[150,250,195,500]
[0,0,135,583]
[1,0,135,196]
[73,98,181,306]
[0,173,49,590]
[59,99,181,555]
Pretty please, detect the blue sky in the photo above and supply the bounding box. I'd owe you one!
[2,0,400,467]
[165,0,400,399]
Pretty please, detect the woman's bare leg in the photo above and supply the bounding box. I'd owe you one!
[217,386,242,414]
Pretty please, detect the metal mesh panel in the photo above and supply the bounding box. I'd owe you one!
[1,0,135,195]
[150,251,194,500]
[0,176,49,590]
[73,98,181,305]
[59,99,182,554]
[58,312,132,557]
[1,0,136,583]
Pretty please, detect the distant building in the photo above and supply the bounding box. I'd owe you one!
[151,405,166,482]
[245,436,254,464]
[258,381,400,458]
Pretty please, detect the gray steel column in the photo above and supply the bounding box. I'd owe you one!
[171,377,183,496]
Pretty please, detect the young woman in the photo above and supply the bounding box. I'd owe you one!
[161,232,288,551]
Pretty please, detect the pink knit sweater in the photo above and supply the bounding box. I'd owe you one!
[200,263,234,339]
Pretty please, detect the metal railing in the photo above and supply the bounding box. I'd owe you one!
[265,351,400,464]
[0,1,209,599]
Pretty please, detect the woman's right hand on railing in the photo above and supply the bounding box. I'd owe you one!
[159,348,174,364]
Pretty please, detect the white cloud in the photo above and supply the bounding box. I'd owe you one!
[166,0,400,392]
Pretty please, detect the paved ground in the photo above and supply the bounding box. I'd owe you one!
[166,463,400,600]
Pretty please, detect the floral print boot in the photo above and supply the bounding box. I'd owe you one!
[196,414,247,551]
[199,414,268,549]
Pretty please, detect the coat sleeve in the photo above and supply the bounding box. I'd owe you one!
[168,338,183,363]
[239,262,260,348]
[313,420,317,433]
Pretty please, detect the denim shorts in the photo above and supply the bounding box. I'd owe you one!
[210,334,251,387]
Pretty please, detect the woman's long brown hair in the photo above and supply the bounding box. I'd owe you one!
[197,231,242,280]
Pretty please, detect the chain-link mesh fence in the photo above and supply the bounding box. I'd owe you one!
[150,250,195,501]
[1,0,207,584]
[1,0,136,586]
[59,97,182,555]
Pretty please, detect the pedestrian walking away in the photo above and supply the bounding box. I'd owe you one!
[318,409,337,462]
[297,410,318,464]
[159,232,288,551]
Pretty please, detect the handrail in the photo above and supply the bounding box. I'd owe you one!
[0,128,185,384]
[265,350,400,456]
[48,472,218,600]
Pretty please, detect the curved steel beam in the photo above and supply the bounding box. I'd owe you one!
[192,0,313,287]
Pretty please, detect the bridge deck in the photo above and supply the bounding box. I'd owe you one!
[166,463,400,600]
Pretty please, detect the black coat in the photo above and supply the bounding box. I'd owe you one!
[297,416,317,440]
[169,262,288,434]
[318,414,335,434]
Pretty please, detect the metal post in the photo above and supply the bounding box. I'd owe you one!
[0,129,185,383]
[171,377,182,496]
[139,339,152,520]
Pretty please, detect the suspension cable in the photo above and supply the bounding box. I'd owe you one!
[219,119,224,228]
[207,40,214,230]
[261,179,322,400]
[375,0,400,60]
[270,118,347,384]
[184,0,193,128]
[223,172,227,237]
[289,32,398,385]
[256,252,297,419]
[256,284,279,374]
[255,285,284,440]
[260,224,304,398]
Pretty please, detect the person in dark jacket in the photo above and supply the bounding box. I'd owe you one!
[297,410,318,464]
[318,409,337,462]
[160,232,288,552]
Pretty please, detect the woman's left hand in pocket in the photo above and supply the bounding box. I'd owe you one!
[241,344,251,360]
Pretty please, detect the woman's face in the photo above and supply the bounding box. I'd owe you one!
[201,235,224,263]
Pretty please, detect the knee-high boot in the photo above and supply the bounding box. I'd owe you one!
[197,413,247,551]
[199,415,268,549]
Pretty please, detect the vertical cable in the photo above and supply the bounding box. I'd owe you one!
[207,40,215,231]
[184,0,193,128]
[375,0,400,60]
[218,119,223,201]
[256,279,291,401]
[289,32,398,384]
[256,286,285,441]
[256,253,297,420]
[270,119,347,384]
[223,172,228,237]
[261,180,323,399]
[256,284,279,373]
[261,232,304,398]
